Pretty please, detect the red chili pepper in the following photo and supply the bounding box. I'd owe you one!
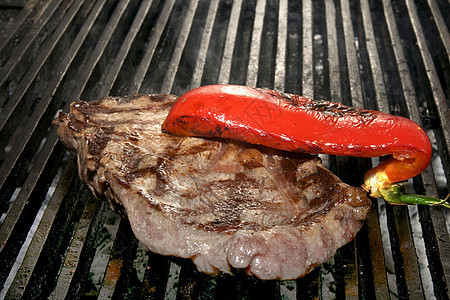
[162,85,448,207]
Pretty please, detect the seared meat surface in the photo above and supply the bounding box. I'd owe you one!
[53,94,371,280]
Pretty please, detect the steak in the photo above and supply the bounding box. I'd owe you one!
[53,94,371,280]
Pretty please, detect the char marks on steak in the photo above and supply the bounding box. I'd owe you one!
[53,94,371,280]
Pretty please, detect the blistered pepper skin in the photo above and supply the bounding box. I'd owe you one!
[162,85,432,193]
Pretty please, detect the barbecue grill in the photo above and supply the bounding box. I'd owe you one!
[0,0,449,298]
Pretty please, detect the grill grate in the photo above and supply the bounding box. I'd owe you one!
[0,0,449,298]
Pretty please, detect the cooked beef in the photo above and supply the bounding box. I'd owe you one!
[53,94,371,280]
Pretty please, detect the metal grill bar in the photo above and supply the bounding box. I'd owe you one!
[301,0,313,99]
[427,0,450,58]
[6,159,78,299]
[97,219,138,299]
[72,0,131,99]
[298,1,321,297]
[161,0,199,94]
[0,0,449,298]
[0,0,84,145]
[97,0,154,96]
[217,0,242,84]
[325,0,341,103]
[245,0,266,87]
[341,0,363,107]
[358,1,390,297]
[48,179,98,299]
[274,0,287,91]
[0,0,105,291]
[405,0,450,296]
[360,0,389,112]
[0,0,65,89]
[0,0,103,212]
[131,0,175,93]
[0,0,40,55]
[406,0,450,159]
[380,1,448,298]
[324,1,360,297]
[190,0,219,89]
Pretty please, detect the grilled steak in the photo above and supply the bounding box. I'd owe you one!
[53,94,371,280]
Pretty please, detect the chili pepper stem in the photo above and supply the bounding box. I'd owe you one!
[363,168,449,207]
[365,180,450,208]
